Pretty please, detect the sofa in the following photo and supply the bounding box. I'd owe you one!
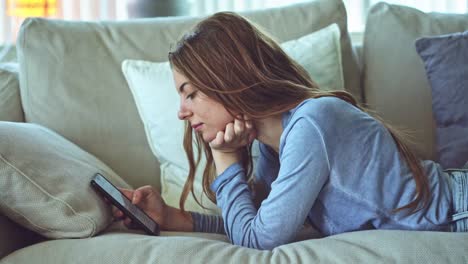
[0,0,467,263]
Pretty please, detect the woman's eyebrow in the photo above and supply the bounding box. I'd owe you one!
[179,82,189,93]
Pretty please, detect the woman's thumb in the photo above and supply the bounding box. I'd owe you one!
[132,186,154,204]
[132,192,139,204]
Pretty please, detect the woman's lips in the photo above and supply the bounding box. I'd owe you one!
[192,123,203,131]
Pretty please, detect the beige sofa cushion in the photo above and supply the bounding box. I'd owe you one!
[363,3,468,160]
[16,0,360,191]
[1,229,467,263]
[0,63,23,122]
[0,122,131,239]
[0,45,16,63]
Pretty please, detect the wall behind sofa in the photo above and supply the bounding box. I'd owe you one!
[1,0,466,45]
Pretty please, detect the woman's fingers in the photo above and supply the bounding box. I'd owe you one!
[111,188,133,221]
[244,115,253,131]
[132,190,141,204]
[124,217,132,227]
[210,130,225,147]
[210,115,256,151]
[113,210,124,221]
[132,185,153,204]
[236,115,255,144]
[118,188,134,200]
[234,118,245,137]
[245,120,252,129]
[224,123,235,142]
[114,210,123,217]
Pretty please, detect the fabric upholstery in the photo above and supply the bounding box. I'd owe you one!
[0,122,131,238]
[5,1,468,263]
[362,3,468,160]
[0,45,16,63]
[0,63,23,122]
[1,229,467,264]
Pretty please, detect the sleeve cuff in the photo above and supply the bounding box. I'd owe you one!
[191,212,225,234]
[210,162,244,192]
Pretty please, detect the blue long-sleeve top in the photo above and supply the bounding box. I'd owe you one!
[191,97,452,250]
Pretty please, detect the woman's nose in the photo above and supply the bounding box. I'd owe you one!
[177,107,191,120]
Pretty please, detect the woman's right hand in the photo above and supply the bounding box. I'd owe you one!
[109,185,168,230]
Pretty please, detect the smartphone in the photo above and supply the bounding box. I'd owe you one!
[90,173,160,236]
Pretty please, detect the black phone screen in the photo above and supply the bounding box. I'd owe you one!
[90,173,160,236]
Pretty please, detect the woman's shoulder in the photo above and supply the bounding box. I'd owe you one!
[283,96,367,134]
[290,96,351,118]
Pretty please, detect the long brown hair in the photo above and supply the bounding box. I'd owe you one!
[168,12,430,215]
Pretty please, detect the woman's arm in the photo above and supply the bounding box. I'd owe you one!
[165,206,226,234]
[189,142,275,234]
[211,118,330,250]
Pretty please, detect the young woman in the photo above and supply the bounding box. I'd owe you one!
[113,12,468,250]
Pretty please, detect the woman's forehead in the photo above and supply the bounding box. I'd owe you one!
[173,69,188,83]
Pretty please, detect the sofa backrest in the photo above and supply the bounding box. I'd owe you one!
[0,63,24,122]
[16,0,360,189]
[362,3,468,160]
[0,45,17,63]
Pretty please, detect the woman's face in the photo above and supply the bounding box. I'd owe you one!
[173,69,234,142]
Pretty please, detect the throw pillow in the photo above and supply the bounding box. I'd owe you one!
[122,23,343,214]
[415,31,468,169]
[0,122,132,238]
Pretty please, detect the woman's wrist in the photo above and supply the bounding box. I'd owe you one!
[163,206,193,232]
[211,149,241,176]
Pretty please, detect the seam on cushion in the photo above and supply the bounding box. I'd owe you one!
[1,198,55,233]
[0,154,97,237]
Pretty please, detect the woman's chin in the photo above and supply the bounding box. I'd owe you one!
[202,133,216,143]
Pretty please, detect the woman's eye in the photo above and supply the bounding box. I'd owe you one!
[186,91,197,100]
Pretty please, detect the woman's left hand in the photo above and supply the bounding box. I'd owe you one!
[209,115,256,154]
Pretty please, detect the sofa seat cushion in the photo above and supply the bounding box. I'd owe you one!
[0,122,131,239]
[1,229,466,264]
[362,3,468,160]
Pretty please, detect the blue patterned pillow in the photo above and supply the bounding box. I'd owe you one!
[416,31,468,169]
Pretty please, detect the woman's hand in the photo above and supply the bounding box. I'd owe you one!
[109,185,168,230]
[209,115,256,175]
[209,115,256,153]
